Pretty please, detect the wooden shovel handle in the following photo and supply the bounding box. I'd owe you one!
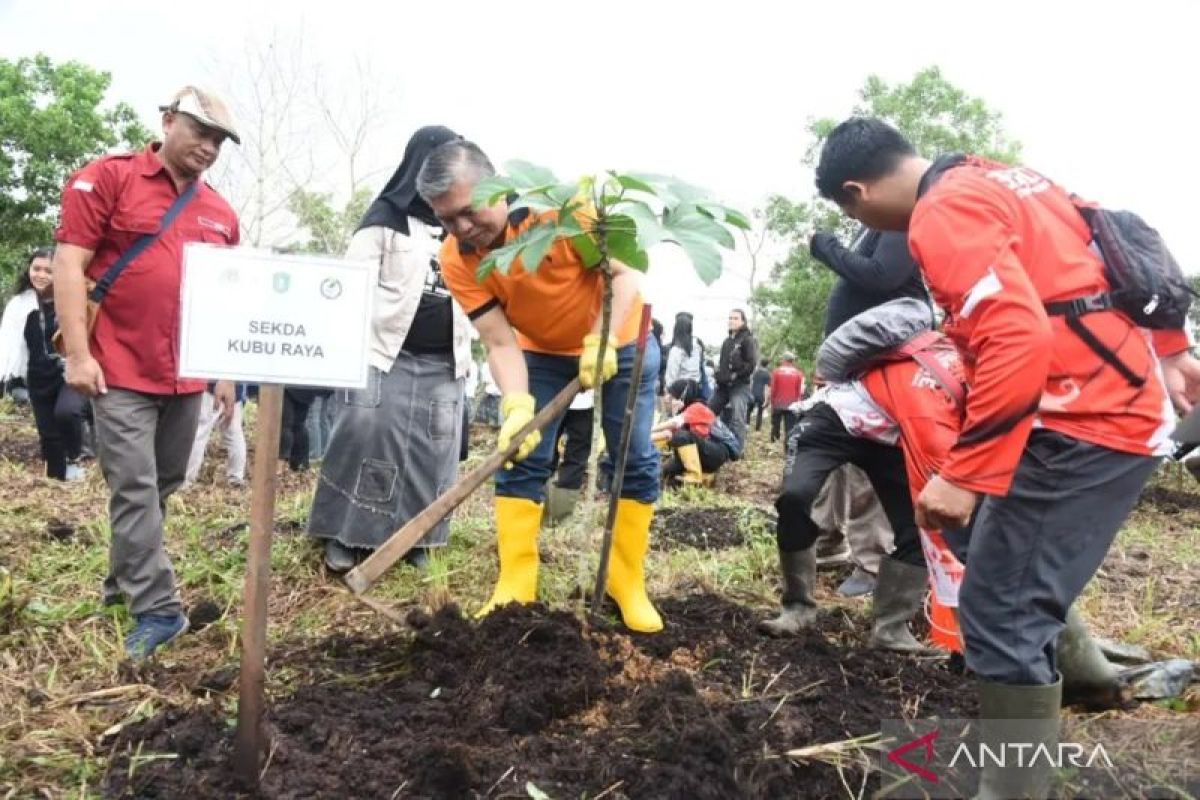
[344,378,582,594]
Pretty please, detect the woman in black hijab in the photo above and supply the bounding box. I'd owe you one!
[307,126,475,572]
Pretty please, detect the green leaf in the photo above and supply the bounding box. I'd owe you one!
[517,222,563,274]
[621,173,710,207]
[698,202,752,232]
[614,200,668,251]
[606,228,649,271]
[472,175,517,208]
[724,207,752,230]
[662,210,730,285]
[477,240,523,281]
[671,204,736,249]
[508,193,561,214]
[571,232,603,268]
[613,173,659,195]
[504,160,558,189]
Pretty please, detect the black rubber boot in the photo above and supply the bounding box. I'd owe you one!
[758,547,818,637]
[974,676,1062,800]
[869,558,936,653]
[1058,605,1130,710]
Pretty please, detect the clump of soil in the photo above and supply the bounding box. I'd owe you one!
[45,519,75,542]
[187,600,223,632]
[105,595,972,799]
[653,507,774,551]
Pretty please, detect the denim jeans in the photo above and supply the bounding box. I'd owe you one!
[496,339,661,503]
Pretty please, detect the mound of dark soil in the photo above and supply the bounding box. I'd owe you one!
[104,596,972,799]
[653,506,774,551]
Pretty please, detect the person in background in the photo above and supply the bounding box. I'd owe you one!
[306,389,336,463]
[307,125,472,573]
[545,389,594,523]
[0,257,41,402]
[8,248,88,480]
[279,387,316,472]
[184,381,247,487]
[708,308,757,447]
[460,357,479,461]
[53,85,240,659]
[651,317,667,397]
[663,311,703,387]
[475,360,502,427]
[748,357,771,432]
[768,352,805,445]
[653,378,735,484]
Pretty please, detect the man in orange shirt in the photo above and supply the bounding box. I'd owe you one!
[816,118,1200,797]
[416,140,663,633]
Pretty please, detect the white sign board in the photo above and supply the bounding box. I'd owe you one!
[179,245,377,389]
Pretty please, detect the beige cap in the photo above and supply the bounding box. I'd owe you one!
[159,86,240,145]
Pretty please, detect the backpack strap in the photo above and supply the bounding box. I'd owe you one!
[895,331,967,409]
[1044,295,1145,388]
[89,181,200,304]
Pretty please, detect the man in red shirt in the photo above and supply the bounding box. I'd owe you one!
[768,352,804,444]
[54,86,240,659]
[815,118,1200,797]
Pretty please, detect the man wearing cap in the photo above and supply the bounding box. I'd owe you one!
[53,86,241,659]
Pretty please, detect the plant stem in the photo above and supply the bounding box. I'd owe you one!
[576,200,615,607]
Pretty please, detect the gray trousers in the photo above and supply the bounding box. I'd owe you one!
[307,351,461,549]
[710,381,752,449]
[94,389,202,616]
[956,430,1158,685]
[811,464,894,574]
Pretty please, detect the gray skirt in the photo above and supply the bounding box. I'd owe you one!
[307,350,462,549]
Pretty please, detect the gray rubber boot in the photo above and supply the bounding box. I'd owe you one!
[1058,605,1129,710]
[545,485,581,525]
[758,547,819,637]
[869,558,937,653]
[974,676,1063,800]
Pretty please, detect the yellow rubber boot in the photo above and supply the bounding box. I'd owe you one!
[676,443,705,484]
[607,499,664,633]
[476,497,543,618]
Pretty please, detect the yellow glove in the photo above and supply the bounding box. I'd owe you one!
[498,393,541,468]
[579,334,618,389]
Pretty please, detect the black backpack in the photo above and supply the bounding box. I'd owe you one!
[1045,202,1195,387]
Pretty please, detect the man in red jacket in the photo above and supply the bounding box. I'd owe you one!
[767,352,804,444]
[815,118,1200,798]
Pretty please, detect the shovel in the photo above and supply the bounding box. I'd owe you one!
[344,379,581,594]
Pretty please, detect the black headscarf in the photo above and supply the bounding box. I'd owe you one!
[357,125,461,235]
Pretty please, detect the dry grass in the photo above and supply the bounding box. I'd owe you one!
[0,398,1196,798]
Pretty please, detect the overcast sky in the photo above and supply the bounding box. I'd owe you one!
[3,0,1197,345]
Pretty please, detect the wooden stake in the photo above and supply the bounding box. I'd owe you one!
[345,379,582,595]
[233,384,283,787]
[590,305,653,620]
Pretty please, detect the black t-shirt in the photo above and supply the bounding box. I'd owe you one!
[401,256,454,354]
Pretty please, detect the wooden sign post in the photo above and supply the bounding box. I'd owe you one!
[231,383,283,784]
[178,245,377,787]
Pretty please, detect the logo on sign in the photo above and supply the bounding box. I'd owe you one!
[320,278,343,299]
[273,272,291,293]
